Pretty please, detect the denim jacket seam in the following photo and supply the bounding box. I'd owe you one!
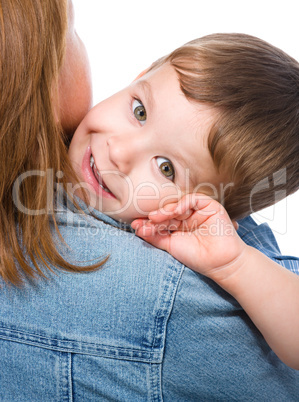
[151,260,185,401]
[151,258,185,353]
[0,325,161,362]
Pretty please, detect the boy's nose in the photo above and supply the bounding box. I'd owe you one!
[107,134,145,173]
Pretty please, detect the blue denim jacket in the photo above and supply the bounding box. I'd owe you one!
[0,199,298,401]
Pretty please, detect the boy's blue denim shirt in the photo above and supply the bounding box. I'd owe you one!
[0,197,298,400]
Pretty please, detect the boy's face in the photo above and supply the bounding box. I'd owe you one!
[69,64,222,224]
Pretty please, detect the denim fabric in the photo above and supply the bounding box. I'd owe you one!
[0,200,298,400]
[238,215,299,273]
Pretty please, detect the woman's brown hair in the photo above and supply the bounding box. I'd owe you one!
[0,0,104,285]
[149,33,299,219]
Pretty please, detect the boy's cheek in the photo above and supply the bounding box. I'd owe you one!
[133,186,181,216]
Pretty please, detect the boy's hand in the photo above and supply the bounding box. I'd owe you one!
[131,193,247,283]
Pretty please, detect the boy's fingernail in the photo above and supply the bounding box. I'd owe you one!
[174,206,181,214]
[148,211,157,217]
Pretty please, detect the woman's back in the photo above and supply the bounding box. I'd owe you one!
[1,201,298,400]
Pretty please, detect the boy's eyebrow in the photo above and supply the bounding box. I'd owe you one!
[135,80,154,110]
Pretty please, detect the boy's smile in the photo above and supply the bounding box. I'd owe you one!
[68,64,221,223]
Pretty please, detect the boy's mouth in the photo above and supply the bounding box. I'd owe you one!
[90,154,113,195]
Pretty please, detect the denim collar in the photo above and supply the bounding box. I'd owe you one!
[60,192,133,232]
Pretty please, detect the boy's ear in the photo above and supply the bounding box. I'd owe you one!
[133,69,148,81]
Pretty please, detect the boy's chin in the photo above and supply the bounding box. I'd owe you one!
[72,194,140,225]
[104,212,135,225]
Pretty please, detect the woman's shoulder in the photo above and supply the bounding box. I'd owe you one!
[55,199,180,268]
[0,203,186,369]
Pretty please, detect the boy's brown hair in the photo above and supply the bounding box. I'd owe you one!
[149,33,299,219]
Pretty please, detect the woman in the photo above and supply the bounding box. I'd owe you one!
[0,0,298,400]
[0,0,96,285]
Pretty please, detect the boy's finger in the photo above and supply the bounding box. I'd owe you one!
[135,221,170,237]
[134,218,184,237]
[174,193,209,215]
[131,218,148,231]
[148,202,178,222]
[175,193,220,217]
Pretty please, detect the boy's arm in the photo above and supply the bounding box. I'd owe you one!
[131,194,299,370]
[220,244,299,370]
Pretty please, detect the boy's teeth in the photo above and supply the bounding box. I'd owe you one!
[90,154,112,194]
[99,183,112,193]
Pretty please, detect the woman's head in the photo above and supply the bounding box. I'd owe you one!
[57,0,93,137]
[148,33,299,219]
[0,0,92,154]
[0,0,95,285]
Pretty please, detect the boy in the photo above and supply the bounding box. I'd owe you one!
[69,33,299,369]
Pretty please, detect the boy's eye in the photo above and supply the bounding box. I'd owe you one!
[156,157,175,181]
[132,99,147,125]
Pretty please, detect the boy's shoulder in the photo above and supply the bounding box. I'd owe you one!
[237,215,279,250]
[237,215,299,274]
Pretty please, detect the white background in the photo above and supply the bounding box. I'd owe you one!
[73,0,298,255]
